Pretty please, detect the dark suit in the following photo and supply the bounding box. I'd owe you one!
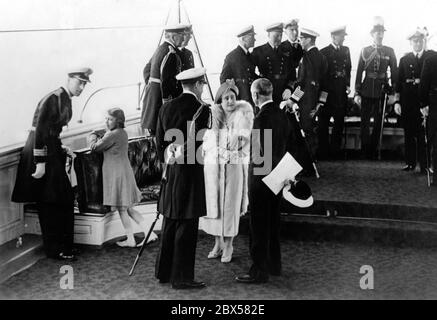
[141,41,183,133]
[12,87,74,258]
[155,92,211,284]
[248,101,293,281]
[355,45,398,157]
[419,53,437,181]
[220,46,257,107]
[319,44,352,158]
[252,43,293,103]
[397,51,434,169]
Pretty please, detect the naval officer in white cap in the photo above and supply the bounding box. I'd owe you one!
[155,67,212,289]
[12,67,93,261]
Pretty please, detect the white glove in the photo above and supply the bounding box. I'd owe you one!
[346,86,351,95]
[394,103,402,116]
[354,95,362,107]
[62,145,75,158]
[32,163,46,179]
[282,89,292,100]
[421,106,429,117]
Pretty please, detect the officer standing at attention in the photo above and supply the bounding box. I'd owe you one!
[354,16,398,159]
[12,68,93,261]
[252,23,290,104]
[220,25,258,109]
[155,68,212,289]
[280,19,304,99]
[394,28,433,173]
[318,26,352,160]
[141,24,187,135]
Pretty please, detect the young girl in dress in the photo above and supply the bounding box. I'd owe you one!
[89,107,158,247]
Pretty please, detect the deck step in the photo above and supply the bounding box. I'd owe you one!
[0,234,44,284]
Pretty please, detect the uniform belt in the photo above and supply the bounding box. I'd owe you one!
[366,72,386,80]
[149,77,161,84]
[406,78,420,84]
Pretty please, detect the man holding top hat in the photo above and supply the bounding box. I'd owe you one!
[354,16,398,159]
[220,25,258,109]
[394,28,433,173]
[252,22,292,104]
[155,67,211,289]
[235,78,294,284]
[12,67,93,261]
[141,23,188,135]
[318,26,352,160]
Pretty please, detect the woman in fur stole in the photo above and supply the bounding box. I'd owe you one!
[202,79,254,263]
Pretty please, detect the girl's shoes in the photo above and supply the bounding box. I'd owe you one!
[221,246,233,263]
[116,238,136,248]
[207,248,223,259]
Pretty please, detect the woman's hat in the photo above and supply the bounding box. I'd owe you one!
[214,79,239,104]
[282,180,314,208]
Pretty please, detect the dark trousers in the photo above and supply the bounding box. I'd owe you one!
[38,202,74,258]
[248,181,282,281]
[317,102,346,159]
[155,216,199,284]
[360,96,384,157]
[430,131,437,181]
[403,113,426,169]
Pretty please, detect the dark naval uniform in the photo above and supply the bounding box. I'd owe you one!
[397,50,434,170]
[293,47,328,172]
[141,41,183,133]
[155,92,211,285]
[419,53,437,184]
[279,40,304,85]
[12,87,75,258]
[319,44,352,158]
[180,47,195,70]
[248,101,293,281]
[252,43,292,103]
[142,47,194,84]
[355,45,398,157]
[220,45,257,106]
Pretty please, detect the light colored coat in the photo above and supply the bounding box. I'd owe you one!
[201,100,254,237]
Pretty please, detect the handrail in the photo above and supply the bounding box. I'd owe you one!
[78,82,144,123]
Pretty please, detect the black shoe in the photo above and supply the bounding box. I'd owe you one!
[158,278,170,284]
[235,274,268,284]
[401,165,415,171]
[171,280,206,290]
[57,252,77,261]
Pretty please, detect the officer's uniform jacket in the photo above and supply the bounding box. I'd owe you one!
[397,50,434,117]
[320,44,351,105]
[180,47,195,71]
[280,40,304,85]
[252,42,293,102]
[220,45,258,105]
[419,53,437,137]
[141,41,183,131]
[294,47,329,130]
[12,87,74,204]
[156,92,211,220]
[355,45,398,99]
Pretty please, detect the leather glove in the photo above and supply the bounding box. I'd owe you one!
[32,163,46,179]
